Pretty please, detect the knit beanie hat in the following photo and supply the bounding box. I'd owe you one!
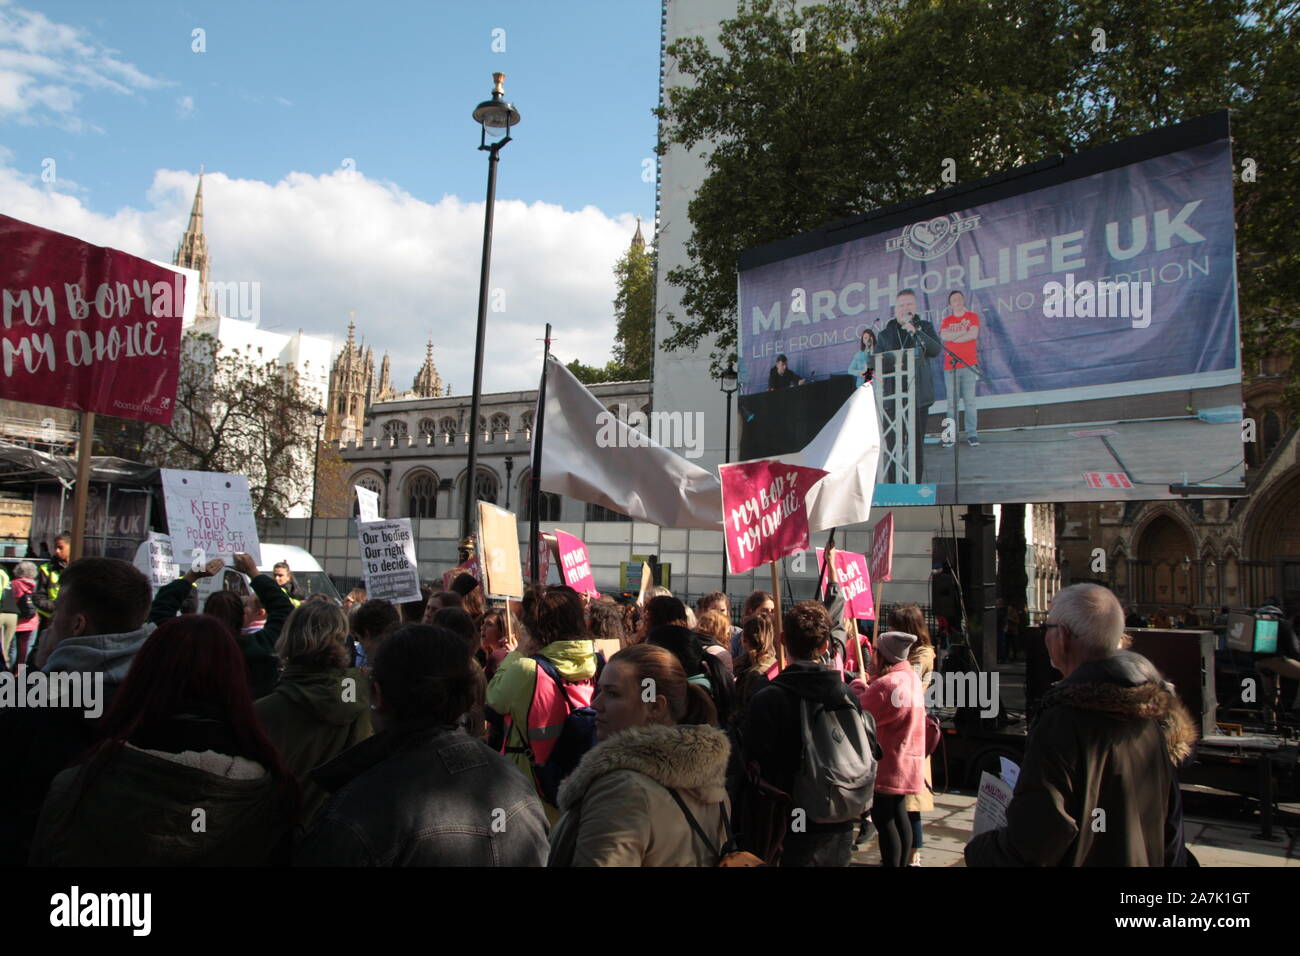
[875,630,917,665]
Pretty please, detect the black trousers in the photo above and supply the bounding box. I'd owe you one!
[872,793,912,867]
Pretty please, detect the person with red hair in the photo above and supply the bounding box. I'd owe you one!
[29,615,299,866]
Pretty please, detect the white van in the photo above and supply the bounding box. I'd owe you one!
[257,543,341,602]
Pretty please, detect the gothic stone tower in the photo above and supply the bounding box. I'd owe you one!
[326,321,376,444]
[173,167,216,320]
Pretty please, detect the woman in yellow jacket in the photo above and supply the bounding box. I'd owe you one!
[486,586,599,821]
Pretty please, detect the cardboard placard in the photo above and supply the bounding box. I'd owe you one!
[477,502,524,599]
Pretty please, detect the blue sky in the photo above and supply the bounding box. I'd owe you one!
[0,0,663,390]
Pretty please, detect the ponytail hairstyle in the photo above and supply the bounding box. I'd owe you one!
[694,610,730,649]
[610,643,718,728]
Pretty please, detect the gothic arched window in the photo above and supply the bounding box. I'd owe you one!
[461,468,498,507]
[353,473,383,518]
[382,420,408,440]
[406,471,437,518]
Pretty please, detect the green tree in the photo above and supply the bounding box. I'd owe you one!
[565,357,622,385]
[568,227,656,386]
[612,241,654,380]
[657,0,1299,398]
[139,331,319,517]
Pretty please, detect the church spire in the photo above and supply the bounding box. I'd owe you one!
[630,215,645,252]
[377,352,392,400]
[412,340,443,398]
[174,166,214,319]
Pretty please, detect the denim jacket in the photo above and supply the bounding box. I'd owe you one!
[295,719,548,866]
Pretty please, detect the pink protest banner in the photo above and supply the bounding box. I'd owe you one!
[870,511,895,583]
[554,529,597,595]
[538,536,553,584]
[816,548,875,620]
[0,214,185,424]
[719,459,828,576]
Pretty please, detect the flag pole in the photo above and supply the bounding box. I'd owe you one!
[770,560,785,671]
[823,537,865,677]
[69,410,95,560]
[815,528,836,599]
[528,322,552,584]
[875,581,886,639]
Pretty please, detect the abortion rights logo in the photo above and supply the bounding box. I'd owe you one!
[886,212,980,261]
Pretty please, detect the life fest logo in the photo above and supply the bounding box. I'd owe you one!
[885,211,981,261]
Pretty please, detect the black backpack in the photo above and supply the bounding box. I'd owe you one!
[529,652,605,806]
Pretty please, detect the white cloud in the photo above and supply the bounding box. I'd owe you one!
[0,2,164,128]
[176,94,194,117]
[0,158,638,394]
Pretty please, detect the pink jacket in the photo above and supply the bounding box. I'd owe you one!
[12,577,38,633]
[854,661,926,795]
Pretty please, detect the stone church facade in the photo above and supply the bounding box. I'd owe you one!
[1058,351,1299,615]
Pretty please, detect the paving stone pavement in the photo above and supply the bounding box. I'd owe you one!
[848,791,1298,867]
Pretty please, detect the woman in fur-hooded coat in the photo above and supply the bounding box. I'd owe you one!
[548,644,731,867]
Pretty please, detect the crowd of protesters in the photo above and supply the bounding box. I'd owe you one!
[1,536,1263,868]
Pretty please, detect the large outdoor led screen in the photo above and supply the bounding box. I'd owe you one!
[736,112,1243,506]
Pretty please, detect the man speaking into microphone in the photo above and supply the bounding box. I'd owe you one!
[875,289,942,483]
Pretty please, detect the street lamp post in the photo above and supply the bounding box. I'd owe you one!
[720,362,738,593]
[308,405,327,556]
[504,455,514,509]
[382,461,392,519]
[461,73,521,563]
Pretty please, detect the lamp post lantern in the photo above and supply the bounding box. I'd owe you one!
[461,72,521,563]
[308,405,327,556]
[720,361,738,593]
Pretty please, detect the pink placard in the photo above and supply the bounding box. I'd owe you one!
[816,548,876,620]
[719,459,828,576]
[870,511,894,583]
[554,529,597,595]
[0,214,184,423]
[537,537,552,584]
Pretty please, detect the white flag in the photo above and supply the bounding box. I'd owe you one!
[778,383,881,532]
[537,357,723,530]
[535,357,880,531]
